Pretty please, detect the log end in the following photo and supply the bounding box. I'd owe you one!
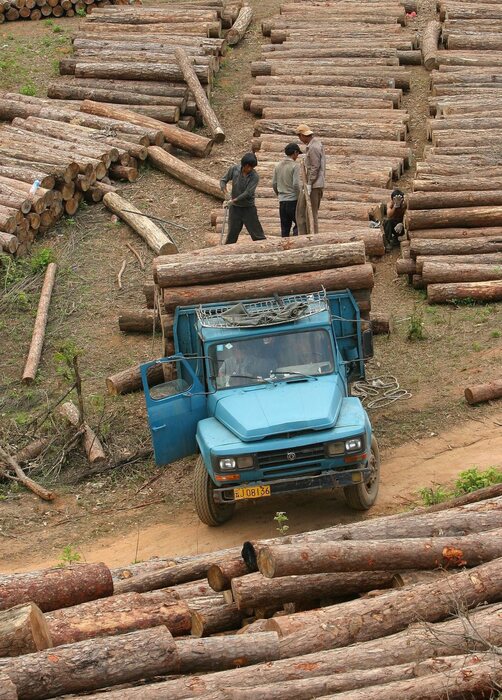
[106,376,120,396]
[190,610,205,638]
[158,242,179,256]
[213,130,226,144]
[207,564,227,592]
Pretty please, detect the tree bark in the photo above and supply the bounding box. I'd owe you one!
[406,206,502,231]
[106,358,174,396]
[207,558,249,592]
[0,673,17,700]
[0,164,54,190]
[58,401,106,465]
[21,263,56,383]
[76,604,502,700]
[80,100,213,157]
[46,593,190,645]
[416,253,502,273]
[368,312,391,335]
[161,264,372,311]
[47,83,186,108]
[154,241,366,287]
[428,280,502,303]
[175,47,224,142]
[408,191,502,210]
[0,603,52,657]
[0,563,113,613]
[190,602,243,637]
[227,5,253,45]
[175,631,280,673]
[267,558,502,657]
[231,571,396,610]
[257,529,502,578]
[118,310,173,335]
[421,20,441,70]
[254,118,406,141]
[0,232,19,253]
[103,192,177,255]
[147,146,223,198]
[421,262,502,284]
[0,627,178,700]
[465,380,502,405]
[410,237,502,257]
[409,226,502,239]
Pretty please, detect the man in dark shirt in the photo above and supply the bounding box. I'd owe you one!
[220,152,266,244]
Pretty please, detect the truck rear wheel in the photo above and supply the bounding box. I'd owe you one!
[343,436,380,511]
[194,456,236,527]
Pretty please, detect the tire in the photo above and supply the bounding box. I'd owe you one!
[193,455,236,527]
[343,436,380,511]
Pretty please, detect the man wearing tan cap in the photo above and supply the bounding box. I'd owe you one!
[295,124,326,235]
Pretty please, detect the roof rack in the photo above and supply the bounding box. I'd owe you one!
[196,290,328,329]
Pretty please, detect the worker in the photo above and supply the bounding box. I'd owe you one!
[383,189,406,251]
[295,124,326,235]
[219,153,266,244]
[272,142,301,237]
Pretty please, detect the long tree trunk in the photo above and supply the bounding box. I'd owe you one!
[0,627,178,700]
[46,593,190,645]
[257,529,502,578]
[0,563,113,613]
[154,241,366,287]
[161,264,373,312]
[207,558,249,592]
[231,571,397,610]
[269,558,502,657]
[464,379,502,405]
[410,237,502,257]
[148,146,224,198]
[106,358,174,396]
[421,20,441,70]
[0,604,52,657]
[103,192,177,254]
[175,631,280,673]
[227,5,253,45]
[406,206,502,230]
[428,280,502,303]
[421,262,502,284]
[74,604,502,700]
[0,673,17,700]
[190,602,243,637]
[175,47,225,142]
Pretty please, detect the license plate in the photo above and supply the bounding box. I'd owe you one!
[234,485,271,501]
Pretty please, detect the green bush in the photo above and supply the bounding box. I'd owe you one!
[419,485,451,506]
[454,467,502,496]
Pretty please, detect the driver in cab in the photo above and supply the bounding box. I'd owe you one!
[217,338,280,388]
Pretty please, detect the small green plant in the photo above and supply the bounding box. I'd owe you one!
[454,467,502,496]
[65,218,76,226]
[57,545,81,567]
[274,511,289,536]
[52,24,63,33]
[407,307,425,341]
[19,82,37,97]
[75,6,86,15]
[472,342,482,352]
[419,485,451,506]
[54,340,81,382]
[491,330,501,339]
[43,18,54,26]
[29,247,54,274]
[15,291,30,310]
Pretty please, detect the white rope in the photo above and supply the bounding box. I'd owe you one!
[351,375,412,409]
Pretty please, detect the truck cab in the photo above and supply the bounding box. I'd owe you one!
[141,290,379,526]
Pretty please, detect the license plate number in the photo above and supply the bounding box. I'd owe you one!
[234,485,271,500]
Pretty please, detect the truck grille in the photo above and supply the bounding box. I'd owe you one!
[256,444,326,469]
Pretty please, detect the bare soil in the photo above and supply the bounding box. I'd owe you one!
[0,0,501,572]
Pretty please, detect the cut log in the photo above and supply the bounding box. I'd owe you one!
[392,570,454,588]
[46,593,190,645]
[106,358,174,396]
[190,602,242,637]
[257,529,502,577]
[175,631,280,673]
[0,673,17,700]
[422,20,441,70]
[102,192,177,255]
[0,603,52,657]
[0,627,178,700]
[77,604,502,700]
[58,401,106,465]
[147,146,223,199]
[267,558,502,657]
[161,264,373,312]
[80,100,213,157]
[369,312,391,335]
[465,380,502,405]
[231,571,396,610]
[416,253,502,274]
[207,558,249,592]
[175,47,224,142]
[408,190,502,210]
[428,280,502,303]
[227,5,253,45]
[421,262,502,284]
[0,233,19,254]
[406,206,502,230]
[0,446,54,502]
[410,237,502,257]
[409,226,502,239]
[0,563,113,613]
[118,309,173,334]
[154,241,366,287]
[21,263,56,383]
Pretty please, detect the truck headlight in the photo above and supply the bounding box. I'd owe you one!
[345,438,363,453]
[219,458,236,470]
[326,441,345,456]
[237,455,254,469]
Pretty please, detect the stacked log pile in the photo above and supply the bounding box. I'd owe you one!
[0,0,130,23]
[1,492,501,697]
[207,0,414,242]
[396,2,502,303]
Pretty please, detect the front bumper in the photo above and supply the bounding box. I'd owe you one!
[212,466,371,504]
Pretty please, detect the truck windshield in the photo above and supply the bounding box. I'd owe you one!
[210,329,334,389]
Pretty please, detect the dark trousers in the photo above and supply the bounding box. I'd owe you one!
[225,205,266,244]
[279,200,298,237]
[383,219,400,249]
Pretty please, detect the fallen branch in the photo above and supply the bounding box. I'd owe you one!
[0,445,55,501]
[58,401,106,465]
[117,260,127,290]
[22,263,57,384]
[126,243,145,270]
[71,446,153,483]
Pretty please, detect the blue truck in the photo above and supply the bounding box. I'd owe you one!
[141,290,379,526]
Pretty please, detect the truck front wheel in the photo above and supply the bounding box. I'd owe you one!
[343,436,380,511]
[194,456,236,527]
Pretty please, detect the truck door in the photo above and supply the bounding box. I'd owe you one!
[141,356,208,466]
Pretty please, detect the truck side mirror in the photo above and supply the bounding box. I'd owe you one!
[362,329,373,359]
